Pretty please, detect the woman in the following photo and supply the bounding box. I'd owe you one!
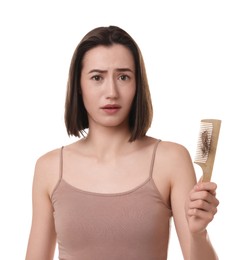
[26,26,219,260]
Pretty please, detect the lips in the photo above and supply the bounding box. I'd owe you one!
[102,104,121,109]
[101,104,121,114]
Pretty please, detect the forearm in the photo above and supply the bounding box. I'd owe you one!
[189,230,218,260]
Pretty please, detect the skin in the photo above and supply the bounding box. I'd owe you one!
[25,44,219,260]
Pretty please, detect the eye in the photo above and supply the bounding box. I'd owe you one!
[119,74,130,81]
[91,75,102,81]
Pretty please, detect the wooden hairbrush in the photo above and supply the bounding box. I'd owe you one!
[194,119,221,182]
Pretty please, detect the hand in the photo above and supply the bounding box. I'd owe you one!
[185,180,219,234]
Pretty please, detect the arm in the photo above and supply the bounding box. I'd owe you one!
[168,143,219,260]
[25,151,59,260]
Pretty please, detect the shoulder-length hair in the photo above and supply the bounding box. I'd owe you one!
[65,25,153,142]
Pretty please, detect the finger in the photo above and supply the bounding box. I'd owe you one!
[195,182,217,193]
[190,190,216,203]
[187,208,216,222]
[197,176,203,183]
[189,199,211,211]
[189,200,218,215]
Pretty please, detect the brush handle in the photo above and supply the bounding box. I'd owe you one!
[196,162,213,182]
[203,170,212,182]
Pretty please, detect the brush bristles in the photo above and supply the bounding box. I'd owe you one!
[194,122,213,164]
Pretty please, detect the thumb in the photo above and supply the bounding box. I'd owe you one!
[197,176,203,183]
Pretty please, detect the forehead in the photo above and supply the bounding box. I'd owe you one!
[82,44,135,70]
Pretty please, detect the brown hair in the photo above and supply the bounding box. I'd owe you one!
[65,25,153,142]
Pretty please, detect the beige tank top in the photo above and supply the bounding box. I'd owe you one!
[51,140,172,260]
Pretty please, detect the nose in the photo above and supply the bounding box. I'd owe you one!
[105,77,118,99]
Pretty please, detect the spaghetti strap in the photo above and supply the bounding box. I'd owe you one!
[50,146,64,200]
[149,140,161,177]
[59,146,64,180]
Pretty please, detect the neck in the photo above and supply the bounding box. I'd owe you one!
[82,125,135,161]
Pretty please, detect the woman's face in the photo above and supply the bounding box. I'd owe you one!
[80,44,136,130]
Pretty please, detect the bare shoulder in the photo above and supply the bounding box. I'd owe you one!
[151,140,196,206]
[157,140,192,161]
[155,140,196,183]
[35,147,62,171]
[157,140,189,153]
[33,147,62,196]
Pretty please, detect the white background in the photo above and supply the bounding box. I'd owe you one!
[1,0,237,259]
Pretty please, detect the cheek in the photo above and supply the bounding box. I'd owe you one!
[127,86,136,104]
[81,89,100,115]
[81,83,94,103]
[81,93,93,110]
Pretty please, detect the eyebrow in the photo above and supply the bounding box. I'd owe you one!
[88,68,134,74]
